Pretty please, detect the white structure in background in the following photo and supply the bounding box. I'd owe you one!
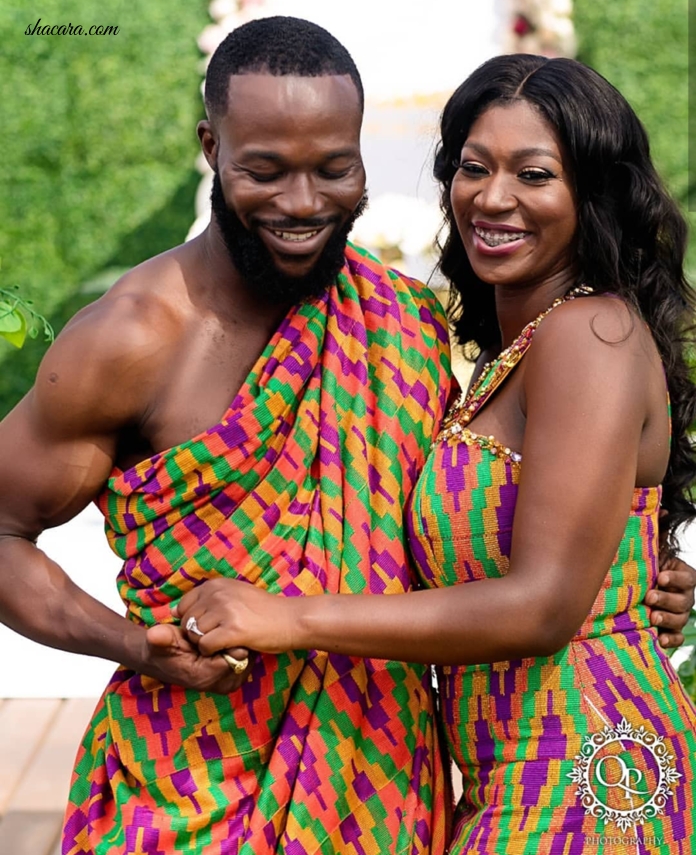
[349,194,444,286]
[1,504,124,698]
[200,0,505,103]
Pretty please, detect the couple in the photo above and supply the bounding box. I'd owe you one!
[0,15,694,855]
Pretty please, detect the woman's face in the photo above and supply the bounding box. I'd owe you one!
[450,100,577,291]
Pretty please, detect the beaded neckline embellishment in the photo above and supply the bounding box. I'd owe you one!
[450,428,523,476]
[437,284,594,456]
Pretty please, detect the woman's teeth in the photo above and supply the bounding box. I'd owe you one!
[272,229,320,242]
[475,226,526,247]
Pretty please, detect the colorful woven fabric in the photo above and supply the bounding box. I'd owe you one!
[407,305,696,854]
[62,244,451,855]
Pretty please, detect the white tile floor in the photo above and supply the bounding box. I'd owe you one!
[2,503,694,697]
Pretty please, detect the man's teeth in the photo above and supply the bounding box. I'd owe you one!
[272,229,320,242]
[475,226,526,247]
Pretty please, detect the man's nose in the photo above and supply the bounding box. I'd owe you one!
[276,174,323,219]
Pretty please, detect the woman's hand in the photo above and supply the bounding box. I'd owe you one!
[646,555,696,648]
[177,578,300,657]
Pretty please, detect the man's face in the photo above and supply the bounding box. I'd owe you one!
[202,74,367,304]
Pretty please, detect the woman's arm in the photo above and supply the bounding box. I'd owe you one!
[179,298,673,665]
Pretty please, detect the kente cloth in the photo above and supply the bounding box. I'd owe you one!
[62,243,451,855]
[407,299,696,854]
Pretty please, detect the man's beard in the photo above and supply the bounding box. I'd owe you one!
[210,171,368,305]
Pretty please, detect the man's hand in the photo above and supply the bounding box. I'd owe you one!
[646,555,696,648]
[141,623,251,693]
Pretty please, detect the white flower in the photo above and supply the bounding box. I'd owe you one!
[197,23,228,55]
[208,0,238,23]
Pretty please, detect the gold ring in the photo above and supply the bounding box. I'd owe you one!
[221,653,249,674]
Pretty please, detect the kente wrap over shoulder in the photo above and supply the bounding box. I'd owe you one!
[62,244,452,855]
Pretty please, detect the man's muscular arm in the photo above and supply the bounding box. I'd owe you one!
[0,293,244,692]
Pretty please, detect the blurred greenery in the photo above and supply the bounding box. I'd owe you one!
[573,0,694,272]
[676,612,696,700]
[0,0,208,413]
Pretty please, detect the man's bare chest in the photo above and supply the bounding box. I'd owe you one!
[116,325,272,471]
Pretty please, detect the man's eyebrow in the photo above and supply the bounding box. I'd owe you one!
[239,148,359,162]
[463,141,562,164]
[238,150,283,163]
[322,148,360,160]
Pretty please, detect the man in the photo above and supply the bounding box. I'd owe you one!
[0,16,692,855]
[1,18,448,854]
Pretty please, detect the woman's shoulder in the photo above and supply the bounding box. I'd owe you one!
[523,292,663,413]
[531,292,655,363]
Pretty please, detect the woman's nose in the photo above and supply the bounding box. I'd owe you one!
[476,174,517,213]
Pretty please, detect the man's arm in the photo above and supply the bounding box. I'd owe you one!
[648,555,696,648]
[0,297,245,691]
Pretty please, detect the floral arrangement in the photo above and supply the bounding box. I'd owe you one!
[506,0,576,57]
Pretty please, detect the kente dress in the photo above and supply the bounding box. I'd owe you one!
[406,295,696,854]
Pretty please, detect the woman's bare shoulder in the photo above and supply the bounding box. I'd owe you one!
[530,293,657,368]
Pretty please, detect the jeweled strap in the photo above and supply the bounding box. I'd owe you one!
[438,284,593,442]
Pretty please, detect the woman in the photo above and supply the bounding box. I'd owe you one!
[177,56,696,851]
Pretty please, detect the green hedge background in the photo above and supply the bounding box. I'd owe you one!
[0,0,208,414]
[574,0,693,271]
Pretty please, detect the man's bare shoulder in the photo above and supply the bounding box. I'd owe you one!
[34,247,192,435]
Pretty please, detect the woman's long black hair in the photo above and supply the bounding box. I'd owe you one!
[434,54,696,545]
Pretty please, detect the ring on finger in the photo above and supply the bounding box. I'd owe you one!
[185,616,205,637]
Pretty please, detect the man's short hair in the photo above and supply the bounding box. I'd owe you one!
[205,16,364,120]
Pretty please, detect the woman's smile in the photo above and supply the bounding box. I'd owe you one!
[472,222,531,253]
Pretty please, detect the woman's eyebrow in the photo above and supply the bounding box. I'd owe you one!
[462,141,562,164]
